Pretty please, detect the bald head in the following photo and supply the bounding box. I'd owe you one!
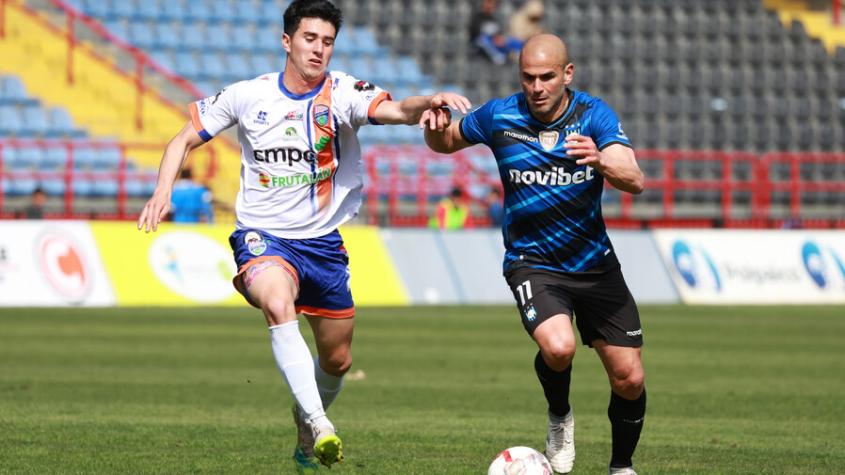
[519,34,569,70]
[518,34,574,123]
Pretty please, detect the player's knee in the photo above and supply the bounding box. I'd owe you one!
[262,297,296,326]
[609,365,644,398]
[322,351,352,376]
[540,340,576,371]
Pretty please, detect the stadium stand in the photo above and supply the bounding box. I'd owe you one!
[1,0,843,227]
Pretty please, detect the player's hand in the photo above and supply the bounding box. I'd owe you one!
[565,134,603,168]
[419,107,452,131]
[137,189,172,233]
[429,92,471,115]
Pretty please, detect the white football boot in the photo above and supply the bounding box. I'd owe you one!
[609,466,638,475]
[545,409,575,473]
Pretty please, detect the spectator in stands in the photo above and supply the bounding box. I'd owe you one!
[508,0,546,42]
[170,168,213,223]
[23,187,47,219]
[429,186,470,230]
[469,0,523,65]
[137,1,471,472]
[423,34,646,475]
[486,186,504,227]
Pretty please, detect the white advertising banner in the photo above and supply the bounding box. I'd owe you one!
[0,221,115,306]
[653,230,845,304]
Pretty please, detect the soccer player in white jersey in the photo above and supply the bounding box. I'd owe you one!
[137,1,470,472]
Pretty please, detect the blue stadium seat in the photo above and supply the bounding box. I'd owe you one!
[72,177,94,197]
[230,25,257,52]
[129,21,156,49]
[181,24,206,50]
[250,54,275,75]
[135,0,161,21]
[199,53,225,80]
[258,1,284,26]
[72,148,97,169]
[109,0,137,22]
[91,178,119,197]
[16,147,42,168]
[185,0,212,23]
[0,76,38,106]
[94,148,122,169]
[159,0,186,22]
[208,0,236,23]
[225,53,250,79]
[150,51,175,72]
[0,105,22,135]
[43,147,68,168]
[49,108,85,138]
[40,178,65,196]
[103,20,129,43]
[21,106,49,136]
[8,175,38,196]
[174,52,200,78]
[153,24,180,51]
[232,0,259,24]
[82,0,109,19]
[207,25,231,51]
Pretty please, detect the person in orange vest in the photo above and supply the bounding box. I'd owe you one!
[429,186,469,229]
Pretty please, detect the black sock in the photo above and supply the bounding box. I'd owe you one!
[534,351,572,418]
[608,388,646,468]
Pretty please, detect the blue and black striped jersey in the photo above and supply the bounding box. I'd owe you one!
[460,89,632,273]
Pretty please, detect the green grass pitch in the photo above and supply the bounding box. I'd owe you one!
[1,305,844,474]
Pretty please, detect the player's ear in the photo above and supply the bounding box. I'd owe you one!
[282,33,292,54]
[563,63,575,86]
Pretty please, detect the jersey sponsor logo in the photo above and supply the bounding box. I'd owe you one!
[617,122,629,140]
[539,130,559,151]
[508,166,595,186]
[253,147,316,165]
[626,329,643,337]
[283,127,298,141]
[314,104,330,127]
[314,135,331,152]
[353,80,375,91]
[285,109,303,121]
[244,231,267,256]
[257,167,333,188]
[503,130,538,143]
[253,110,269,125]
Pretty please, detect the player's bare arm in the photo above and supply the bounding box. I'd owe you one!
[424,118,472,154]
[137,121,206,233]
[373,92,471,127]
[565,135,644,194]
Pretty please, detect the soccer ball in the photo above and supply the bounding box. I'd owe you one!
[487,446,553,475]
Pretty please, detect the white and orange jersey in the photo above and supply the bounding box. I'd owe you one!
[189,71,390,239]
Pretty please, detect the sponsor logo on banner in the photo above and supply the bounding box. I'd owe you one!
[801,241,845,289]
[37,233,91,303]
[671,240,722,291]
[148,232,237,303]
[539,130,559,151]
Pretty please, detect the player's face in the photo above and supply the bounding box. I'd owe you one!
[520,61,574,121]
[282,18,336,82]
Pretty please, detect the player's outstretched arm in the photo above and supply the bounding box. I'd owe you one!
[423,118,472,154]
[373,92,471,126]
[137,122,206,232]
[566,135,644,194]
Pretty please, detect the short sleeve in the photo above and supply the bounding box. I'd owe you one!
[333,74,392,127]
[188,84,240,141]
[590,100,632,150]
[459,99,497,145]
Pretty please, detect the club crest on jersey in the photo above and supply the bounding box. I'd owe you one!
[314,104,330,127]
[539,130,559,151]
[284,109,303,121]
[353,80,375,92]
[524,304,538,322]
[244,231,267,256]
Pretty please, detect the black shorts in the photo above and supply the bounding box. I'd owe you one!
[504,264,643,347]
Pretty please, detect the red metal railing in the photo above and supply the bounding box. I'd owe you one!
[834,0,841,26]
[362,146,845,229]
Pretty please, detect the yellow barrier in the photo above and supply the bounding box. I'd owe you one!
[90,222,408,307]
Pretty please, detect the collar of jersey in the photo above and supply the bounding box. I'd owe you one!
[278,71,324,100]
[522,89,576,128]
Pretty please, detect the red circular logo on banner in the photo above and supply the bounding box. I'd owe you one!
[38,234,90,303]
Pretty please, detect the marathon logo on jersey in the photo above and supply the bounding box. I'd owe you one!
[508,166,595,186]
[244,231,267,256]
[503,130,538,143]
[257,167,332,188]
[253,148,316,165]
[617,122,629,140]
[539,130,559,151]
[314,104,330,127]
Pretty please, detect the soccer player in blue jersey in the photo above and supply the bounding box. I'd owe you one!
[423,34,646,475]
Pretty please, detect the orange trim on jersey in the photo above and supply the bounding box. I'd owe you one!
[188,102,203,132]
[296,305,355,319]
[367,91,392,124]
[232,256,300,308]
[313,78,337,213]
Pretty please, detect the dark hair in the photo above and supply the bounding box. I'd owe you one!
[283,0,343,37]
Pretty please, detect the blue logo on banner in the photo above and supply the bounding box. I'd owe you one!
[801,241,845,289]
[671,240,722,291]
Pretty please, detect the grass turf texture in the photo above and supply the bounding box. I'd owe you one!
[1,306,843,474]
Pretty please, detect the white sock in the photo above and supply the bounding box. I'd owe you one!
[314,357,344,411]
[269,321,326,424]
